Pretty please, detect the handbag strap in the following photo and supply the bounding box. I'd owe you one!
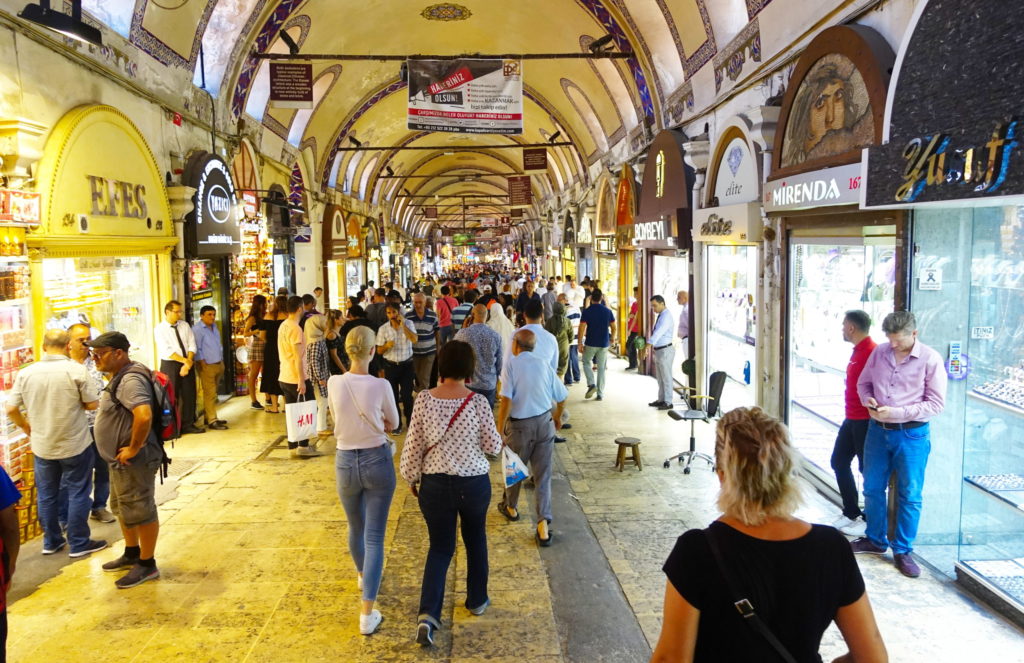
[704,524,798,663]
[343,377,386,437]
[424,393,475,459]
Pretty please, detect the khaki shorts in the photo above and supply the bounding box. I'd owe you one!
[109,443,161,528]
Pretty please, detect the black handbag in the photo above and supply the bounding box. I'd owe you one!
[704,525,799,663]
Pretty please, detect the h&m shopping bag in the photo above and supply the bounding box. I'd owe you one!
[502,446,530,488]
[285,398,318,442]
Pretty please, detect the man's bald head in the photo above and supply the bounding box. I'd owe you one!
[512,329,536,355]
[471,302,488,322]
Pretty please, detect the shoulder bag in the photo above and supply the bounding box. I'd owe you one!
[704,524,798,663]
[423,392,475,462]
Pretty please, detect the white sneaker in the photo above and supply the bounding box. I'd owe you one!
[834,515,867,536]
[359,609,383,635]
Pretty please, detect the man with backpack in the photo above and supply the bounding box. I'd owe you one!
[89,332,163,589]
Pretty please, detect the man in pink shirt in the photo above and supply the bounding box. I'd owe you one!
[435,285,459,346]
[852,311,947,578]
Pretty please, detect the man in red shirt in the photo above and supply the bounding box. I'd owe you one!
[625,287,641,370]
[435,285,459,346]
[831,310,877,536]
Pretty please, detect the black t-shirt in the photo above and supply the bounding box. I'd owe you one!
[663,521,864,663]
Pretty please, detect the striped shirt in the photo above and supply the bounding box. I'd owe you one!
[450,302,473,330]
[408,309,439,356]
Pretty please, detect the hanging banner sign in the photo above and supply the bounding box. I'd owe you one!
[481,218,498,227]
[269,63,314,109]
[508,175,532,208]
[424,206,438,219]
[407,59,523,134]
[523,148,547,172]
[511,208,523,219]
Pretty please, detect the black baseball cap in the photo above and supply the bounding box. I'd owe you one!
[85,331,131,352]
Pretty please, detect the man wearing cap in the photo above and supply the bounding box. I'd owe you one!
[154,300,203,435]
[7,329,105,559]
[89,331,163,588]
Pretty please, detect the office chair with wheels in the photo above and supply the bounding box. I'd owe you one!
[663,370,726,474]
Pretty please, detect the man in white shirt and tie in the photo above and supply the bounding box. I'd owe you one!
[647,295,676,410]
[154,300,203,434]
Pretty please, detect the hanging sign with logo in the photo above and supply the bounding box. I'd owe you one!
[0,190,41,225]
[187,153,240,256]
[577,215,593,244]
[693,203,763,243]
[508,175,532,208]
[763,162,862,213]
[407,59,523,134]
[269,63,314,109]
[616,163,635,227]
[523,148,547,172]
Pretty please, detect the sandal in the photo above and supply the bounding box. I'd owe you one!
[536,520,552,547]
[497,504,519,521]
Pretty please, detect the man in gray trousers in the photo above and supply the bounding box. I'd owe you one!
[646,295,676,410]
[495,330,568,546]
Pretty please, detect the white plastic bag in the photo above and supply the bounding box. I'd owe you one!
[502,446,530,488]
[285,398,318,442]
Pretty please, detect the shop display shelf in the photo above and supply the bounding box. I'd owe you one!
[0,256,28,264]
[0,297,29,307]
[965,474,1024,511]
[968,390,1024,417]
[956,560,1024,628]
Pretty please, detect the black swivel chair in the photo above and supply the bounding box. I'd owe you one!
[663,370,726,473]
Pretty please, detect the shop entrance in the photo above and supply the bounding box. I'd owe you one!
[786,232,896,486]
[651,253,689,386]
[188,256,235,398]
[705,245,758,409]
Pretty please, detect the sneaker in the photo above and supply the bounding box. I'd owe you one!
[115,563,160,589]
[850,537,887,555]
[359,609,383,635]
[560,423,572,430]
[41,541,67,555]
[585,386,597,399]
[208,421,228,430]
[554,435,567,443]
[657,403,673,410]
[595,395,602,401]
[648,400,664,407]
[250,401,264,410]
[91,507,116,523]
[69,539,108,558]
[416,620,435,647]
[894,553,921,578]
[102,554,139,572]
[297,446,322,457]
[467,598,490,616]
[834,515,867,537]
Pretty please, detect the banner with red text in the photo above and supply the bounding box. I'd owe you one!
[407,59,523,134]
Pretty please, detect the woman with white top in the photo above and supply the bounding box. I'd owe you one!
[400,340,503,647]
[326,326,399,636]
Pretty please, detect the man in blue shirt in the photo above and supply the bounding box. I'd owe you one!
[450,289,477,331]
[193,305,228,430]
[514,279,541,317]
[577,289,615,401]
[454,302,503,406]
[495,329,567,547]
[646,295,676,409]
[408,292,440,391]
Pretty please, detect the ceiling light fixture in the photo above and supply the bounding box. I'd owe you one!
[588,34,615,54]
[349,136,362,148]
[547,130,562,144]
[19,0,102,46]
[385,165,395,176]
[279,30,300,56]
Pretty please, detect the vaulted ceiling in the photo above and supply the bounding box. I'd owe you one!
[80,0,766,235]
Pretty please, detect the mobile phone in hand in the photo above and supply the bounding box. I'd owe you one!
[867,404,879,411]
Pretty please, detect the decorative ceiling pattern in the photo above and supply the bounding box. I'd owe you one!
[421,3,473,21]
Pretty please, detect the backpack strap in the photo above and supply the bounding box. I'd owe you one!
[704,524,798,663]
[106,364,151,412]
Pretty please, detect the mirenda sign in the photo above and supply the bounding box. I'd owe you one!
[763,162,863,213]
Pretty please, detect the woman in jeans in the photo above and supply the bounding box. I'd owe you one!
[304,314,332,438]
[326,326,399,635]
[399,340,503,647]
[650,407,887,663]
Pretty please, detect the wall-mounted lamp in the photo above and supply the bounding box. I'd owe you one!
[19,0,101,46]
[588,34,614,54]
[348,136,362,148]
[279,30,300,56]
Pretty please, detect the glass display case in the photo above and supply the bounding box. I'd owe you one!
[786,236,896,483]
[0,228,33,481]
[705,244,758,408]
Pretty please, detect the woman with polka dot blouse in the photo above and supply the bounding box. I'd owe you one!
[400,340,503,647]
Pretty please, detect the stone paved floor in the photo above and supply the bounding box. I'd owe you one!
[7,356,1024,662]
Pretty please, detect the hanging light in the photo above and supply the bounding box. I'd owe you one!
[19,0,102,46]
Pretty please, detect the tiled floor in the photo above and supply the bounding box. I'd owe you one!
[7,358,1024,662]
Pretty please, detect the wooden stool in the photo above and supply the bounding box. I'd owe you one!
[614,437,643,472]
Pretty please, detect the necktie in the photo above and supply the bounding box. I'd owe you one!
[172,323,187,356]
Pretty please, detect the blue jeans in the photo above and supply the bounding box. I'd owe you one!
[439,325,455,345]
[417,473,491,623]
[582,345,608,397]
[335,444,396,602]
[565,344,580,384]
[59,436,109,524]
[468,386,495,408]
[35,446,95,553]
[863,421,931,554]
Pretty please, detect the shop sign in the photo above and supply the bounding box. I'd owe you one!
[346,215,363,258]
[712,137,760,206]
[577,215,593,244]
[596,236,615,253]
[632,218,675,248]
[637,130,691,225]
[481,218,498,227]
[0,190,41,225]
[508,175,532,207]
[407,59,523,135]
[523,148,547,172]
[240,190,259,218]
[269,63,314,109]
[694,203,762,243]
[87,175,148,219]
[615,164,635,226]
[763,163,862,212]
[188,155,241,256]
[424,206,438,219]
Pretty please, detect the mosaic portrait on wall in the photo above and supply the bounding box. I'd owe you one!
[781,53,874,168]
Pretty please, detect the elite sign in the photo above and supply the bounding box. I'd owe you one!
[188,154,240,256]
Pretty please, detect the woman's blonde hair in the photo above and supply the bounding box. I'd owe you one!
[715,407,801,526]
[304,314,327,342]
[345,325,376,361]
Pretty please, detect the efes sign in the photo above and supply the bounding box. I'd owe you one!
[186,153,241,256]
[763,163,862,212]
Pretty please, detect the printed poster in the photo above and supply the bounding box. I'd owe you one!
[407,59,523,134]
